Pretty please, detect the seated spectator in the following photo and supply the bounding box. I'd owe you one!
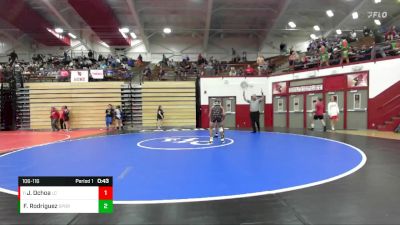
[136,54,143,67]
[256,54,265,66]
[142,66,152,81]
[386,26,397,41]
[158,66,165,80]
[363,26,371,37]
[242,51,247,62]
[245,64,255,76]
[197,54,206,66]
[59,69,69,81]
[288,50,298,70]
[349,30,358,42]
[229,67,237,76]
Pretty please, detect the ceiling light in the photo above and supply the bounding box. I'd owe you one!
[68,33,77,39]
[130,32,137,39]
[54,28,63,33]
[352,12,359,19]
[374,19,381,25]
[313,25,320,31]
[163,27,172,34]
[326,10,334,17]
[374,0,381,3]
[336,29,342,35]
[288,21,296,28]
[310,34,317,40]
[100,41,109,48]
[119,27,129,33]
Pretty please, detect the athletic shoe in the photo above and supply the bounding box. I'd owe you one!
[214,133,219,137]
[309,128,314,131]
[323,126,327,132]
[209,137,213,143]
[221,137,225,143]
[251,131,256,133]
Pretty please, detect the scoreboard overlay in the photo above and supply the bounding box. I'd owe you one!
[18,177,113,213]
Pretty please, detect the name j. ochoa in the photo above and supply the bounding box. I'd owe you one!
[23,190,57,195]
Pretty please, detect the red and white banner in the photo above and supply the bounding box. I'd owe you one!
[288,84,323,93]
[272,82,287,95]
[90,70,104,79]
[347,73,368,88]
[71,70,89,83]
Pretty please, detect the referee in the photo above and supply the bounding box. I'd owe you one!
[243,91,265,133]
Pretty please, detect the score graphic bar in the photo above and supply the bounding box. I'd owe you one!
[18,177,113,213]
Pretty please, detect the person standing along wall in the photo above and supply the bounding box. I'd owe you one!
[327,96,340,131]
[243,91,265,133]
[114,105,123,130]
[50,107,60,132]
[105,104,114,131]
[310,98,327,132]
[63,106,71,131]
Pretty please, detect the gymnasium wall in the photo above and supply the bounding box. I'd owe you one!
[200,56,400,129]
[141,81,196,128]
[28,82,123,130]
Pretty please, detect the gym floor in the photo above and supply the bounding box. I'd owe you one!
[0,128,399,225]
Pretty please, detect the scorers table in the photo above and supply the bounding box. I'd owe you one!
[18,177,113,213]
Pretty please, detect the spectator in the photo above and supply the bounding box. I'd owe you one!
[59,106,66,130]
[280,42,287,55]
[105,104,114,131]
[162,54,168,66]
[242,51,247,62]
[229,67,237,76]
[136,54,143,67]
[63,106,71,131]
[319,44,330,67]
[142,66,152,81]
[245,64,255,76]
[8,50,18,66]
[158,66,165,80]
[386,26,397,41]
[288,50,298,70]
[197,54,206,66]
[50,107,60,131]
[371,29,386,60]
[88,50,93,59]
[350,30,358,42]
[256,54,265,66]
[231,48,236,61]
[340,39,350,64]
[114,105,123,130]
[363,26,371,37]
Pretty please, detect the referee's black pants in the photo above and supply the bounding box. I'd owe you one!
[250,111,260,132]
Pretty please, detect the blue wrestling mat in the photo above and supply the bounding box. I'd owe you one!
[0,130,366,203]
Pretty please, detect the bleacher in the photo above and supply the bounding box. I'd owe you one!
[141,82,196,128]
[27,82,123,129]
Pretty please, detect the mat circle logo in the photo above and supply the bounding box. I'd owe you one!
[137,136,234,150]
